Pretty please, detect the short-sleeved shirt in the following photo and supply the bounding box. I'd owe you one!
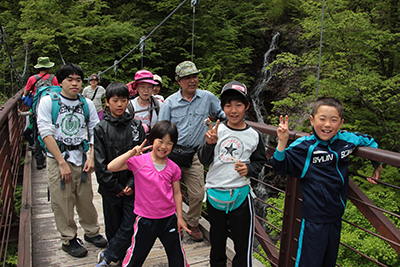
[25,73,59,95]
[159,88,226,148]
[82,86,106,112]
[126,152,181,219]
[37,94,99,166]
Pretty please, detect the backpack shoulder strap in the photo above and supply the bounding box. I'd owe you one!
[47,74,54,84]
[51,97,61,124]
[78,94,90,122]
[127,100,135,116]
[151,95,160,116]
[47,89,61,124]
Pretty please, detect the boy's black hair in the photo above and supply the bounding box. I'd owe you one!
[147,120,178,149]
[56,64,84,84]
[105,82,129,100]
[312,97,344,119]
[221,90,249,107]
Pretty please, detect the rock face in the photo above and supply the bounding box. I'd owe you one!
[246,26,312,127]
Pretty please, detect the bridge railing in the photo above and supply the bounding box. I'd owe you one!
[0,90,26,266]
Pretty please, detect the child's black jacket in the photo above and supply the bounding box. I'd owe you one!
[94,112,145,197]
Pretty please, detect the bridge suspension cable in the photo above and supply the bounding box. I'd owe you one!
[20,44,29,78]
[2,32,5,96]
[191,0,200,62]
[56,39,66,65]
[98,0,190,78]
[0,21,24,85]
[315,0,326,100]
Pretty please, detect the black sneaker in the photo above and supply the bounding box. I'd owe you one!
[84,234,108,248]
[62,237,88,258]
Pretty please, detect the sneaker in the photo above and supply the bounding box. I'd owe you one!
[27,145,35,151]
[96,251,111,267]
[188,225,203,242]
[62,237,88,258]
[84,234,108,248]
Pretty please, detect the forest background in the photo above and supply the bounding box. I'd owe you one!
[0,0,399,266]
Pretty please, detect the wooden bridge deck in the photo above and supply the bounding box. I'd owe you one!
[30,157,228,267]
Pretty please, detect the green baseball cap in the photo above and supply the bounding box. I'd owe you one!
[175,61,201,81]
[34,57,55,69]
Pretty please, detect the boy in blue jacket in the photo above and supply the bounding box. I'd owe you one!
[94,82,146,266]
[270,97,382,267]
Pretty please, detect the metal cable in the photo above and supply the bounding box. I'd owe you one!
[98,0,189,76]
[315,0,326,99]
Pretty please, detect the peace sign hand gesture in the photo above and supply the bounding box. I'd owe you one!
[277,115,289,142]
[205,119,220,145]
[130,140,152,157]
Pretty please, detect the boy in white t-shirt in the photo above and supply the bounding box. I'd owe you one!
[37,64,107,258]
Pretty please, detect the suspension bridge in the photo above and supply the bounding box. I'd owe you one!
[1,0,400,266]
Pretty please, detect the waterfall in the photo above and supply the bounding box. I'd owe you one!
[251,32,280,125]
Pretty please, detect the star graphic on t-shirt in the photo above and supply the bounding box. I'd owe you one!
[224,143,237,157]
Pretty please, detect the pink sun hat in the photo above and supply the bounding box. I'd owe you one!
[131,70,158,89]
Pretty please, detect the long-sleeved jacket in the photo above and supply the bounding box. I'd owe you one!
[270,129,379,223]
[198,121,267,189]
[94,112,145,197]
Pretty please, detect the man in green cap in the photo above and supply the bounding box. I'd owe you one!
[159,60,226,242]
[23,56,59,97]
[23,57,59,170]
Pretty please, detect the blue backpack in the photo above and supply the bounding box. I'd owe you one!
[32,86,90,152]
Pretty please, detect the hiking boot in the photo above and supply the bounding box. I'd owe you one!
[62,237,88,258]
[96,251,111,267]
[188,225,203,242]
[84,234,108,248]
[36,162,46,170]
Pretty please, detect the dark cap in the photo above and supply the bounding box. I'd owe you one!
[221,81,247,97]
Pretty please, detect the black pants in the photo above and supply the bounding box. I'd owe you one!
[33,120,46,166]
[102,194,135,262]
[207,194,255,267]
[23,127,34,146]
[123,214,187,267]
[295,219,341,267]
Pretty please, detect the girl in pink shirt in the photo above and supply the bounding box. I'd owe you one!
[108,120,190,267]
